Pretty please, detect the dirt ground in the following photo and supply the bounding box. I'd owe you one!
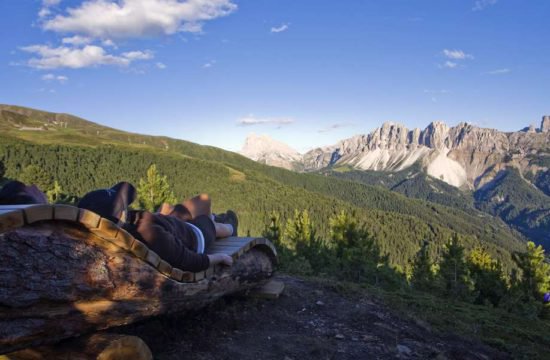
[120,274,509,360]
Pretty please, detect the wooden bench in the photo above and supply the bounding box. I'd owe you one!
[0,204,277,283]
[0,204,278,355]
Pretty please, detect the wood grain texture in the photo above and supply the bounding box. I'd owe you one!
[0,222,276,354]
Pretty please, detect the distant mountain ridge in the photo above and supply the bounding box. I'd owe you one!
[240,118,550,247]
[240,133,302,170]
[242,118,550,190]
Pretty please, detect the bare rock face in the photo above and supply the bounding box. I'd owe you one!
[542,116,550,133]
[241,117,550,190]
[299,119,550,189]
[240,133,302,170]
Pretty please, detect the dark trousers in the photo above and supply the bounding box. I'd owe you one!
[189,215,216,250]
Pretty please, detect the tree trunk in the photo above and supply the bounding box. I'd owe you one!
[0,222,275,354]
[3,333,153,360]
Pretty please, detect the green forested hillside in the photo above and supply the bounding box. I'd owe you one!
[0,105,525,271]
[475,169,550,248]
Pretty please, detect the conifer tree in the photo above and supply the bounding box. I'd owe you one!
[46,180,64,204]
[0,160,5,179]
[329,210,384,283]
[262,212,282,246]
[467,246,506,306]
[438,234,473,300]
[513,241,550,301]
[283,209,314,252]
[410,241,436,291]
[137,164,177,211]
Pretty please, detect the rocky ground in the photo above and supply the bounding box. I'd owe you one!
[120,274,508,360]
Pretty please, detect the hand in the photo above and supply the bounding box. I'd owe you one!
[207,253,234,267]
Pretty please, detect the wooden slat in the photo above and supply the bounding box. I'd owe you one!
[194,271,205,282]
[113,228,135,250]
[93,218,119,239]
[53,205,79,222]
[216,237,254,244]
[170,268,185,282]
[130,240,148,260]
[181,271,194,282]
[0,210,25,233]
[145,250,161,268]
[24,205,54,224]
[158,260,172,277]
[206,246,240,256]
[78,209,101,228]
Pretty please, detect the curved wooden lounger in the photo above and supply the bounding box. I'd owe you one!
[0,204,278,354]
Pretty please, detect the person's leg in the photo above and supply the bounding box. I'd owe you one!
[215,222,233,238]
[182,193,211,219]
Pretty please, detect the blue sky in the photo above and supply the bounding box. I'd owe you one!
[1,0,549,152]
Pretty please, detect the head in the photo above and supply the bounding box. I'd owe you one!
[78,182,136,223]
[0,181,48,205]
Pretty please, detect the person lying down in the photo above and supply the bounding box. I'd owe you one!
[0,180,237,273]
[77,182,237,272]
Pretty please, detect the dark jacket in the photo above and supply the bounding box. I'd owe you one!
[124,211,213,272]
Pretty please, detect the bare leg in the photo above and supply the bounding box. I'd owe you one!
[215,222,233,238]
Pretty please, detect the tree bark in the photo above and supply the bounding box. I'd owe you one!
[3,333,153,360]
[0,223,275,354]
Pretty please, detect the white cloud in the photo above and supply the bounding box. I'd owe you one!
[41,73,69,83]
[62,35,92,45]
[202,60,215,68]
[473,0,498,11]
[39,0,61,18]
[442,61,458,69]
[487,68,510,75]
[443,49,474,60]
[43,0,237,39]
[318,122,354,133]
[38,8,52,18]
[102,39,117,48]
[237,115,294,127]
[43,0,61,6]
[122,50,154,60]
[21,44,153,69]
[271,24,289,33]
[156,62,167,69]
[424,89,450,94]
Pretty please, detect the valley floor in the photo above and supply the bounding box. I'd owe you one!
[119,275,512,360]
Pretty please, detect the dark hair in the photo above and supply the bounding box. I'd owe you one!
[0,181,38,205]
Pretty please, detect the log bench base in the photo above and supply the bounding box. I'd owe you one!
[0,205,278,355]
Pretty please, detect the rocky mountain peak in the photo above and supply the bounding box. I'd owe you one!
[542,116,550,133]
[240,133,301,170]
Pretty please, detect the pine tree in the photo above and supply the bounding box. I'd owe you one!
[46,180,64,204]
[438,234,473,300]
[283,209,314,252]
[467,246,507,306]
[513,241,550,301]
[137,164,177,211]
[262,212,282,246]
[410,241,436,291]
[329,210,384,284]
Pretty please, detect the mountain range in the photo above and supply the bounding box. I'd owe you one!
[0,104,529,269]
[241,119,550,247]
